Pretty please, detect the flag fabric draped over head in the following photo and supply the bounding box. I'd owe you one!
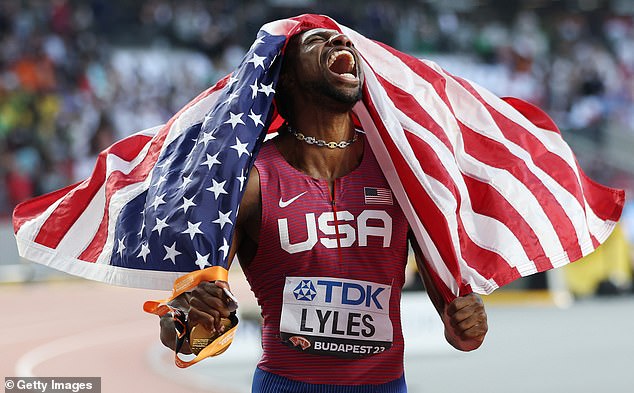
[13,14,625,301]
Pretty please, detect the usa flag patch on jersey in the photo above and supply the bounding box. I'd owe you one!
[364,187,393,205]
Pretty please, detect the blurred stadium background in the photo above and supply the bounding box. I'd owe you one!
[1,1,633,392]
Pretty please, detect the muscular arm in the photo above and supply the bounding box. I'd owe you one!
[159,168,261,353]
[409,233,488,351]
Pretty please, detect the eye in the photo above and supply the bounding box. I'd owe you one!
[305,35,327,44]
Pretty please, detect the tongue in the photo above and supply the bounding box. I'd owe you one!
[329,56,352,75]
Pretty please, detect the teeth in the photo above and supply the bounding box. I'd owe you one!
[327,50,355,70]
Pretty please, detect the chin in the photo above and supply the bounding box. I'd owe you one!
[324,82,363,105]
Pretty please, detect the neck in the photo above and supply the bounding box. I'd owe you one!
[278,112,364,183]
[285,87,359,142]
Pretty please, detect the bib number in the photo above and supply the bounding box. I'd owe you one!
[280,277,393,358]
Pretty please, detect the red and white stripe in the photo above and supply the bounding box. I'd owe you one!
[13,78,229,289]
[340,23,623,301]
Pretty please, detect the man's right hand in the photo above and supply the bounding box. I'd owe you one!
[159,280,237,354]
[188,280,238,335]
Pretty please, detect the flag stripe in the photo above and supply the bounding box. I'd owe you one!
[359,74,467,293]
[381,80,557,269]
[346,20,612,298]
[78,89,223,263]
[368,40,587,264]
[377,76,557,275]
[32,133,152,248]
[460,79,585,204]
[353,101,466,299]
[404,131,539,277]
[350,28,596,260]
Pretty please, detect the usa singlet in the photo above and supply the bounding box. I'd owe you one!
[245,133,409,387]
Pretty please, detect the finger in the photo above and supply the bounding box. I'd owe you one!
[189,297,225,320]
[450,303,485,325]
[192,282,231,308]
[196,281,238,312]
[188,302,221,331]
[159,315,177,351]
[446,293,482,316]
[453,311,487,333]
[460,321,488,340]
[195,281,225,298]
[191,291,230,315]
[214,280,231,291]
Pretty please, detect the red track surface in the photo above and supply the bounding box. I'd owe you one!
[1,280,214,393]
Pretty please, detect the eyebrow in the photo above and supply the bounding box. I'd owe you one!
[302,29,337,42]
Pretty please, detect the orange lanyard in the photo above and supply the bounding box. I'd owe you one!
[143,266,239,368]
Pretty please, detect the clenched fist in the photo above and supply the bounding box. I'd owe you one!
[442,293,488,351]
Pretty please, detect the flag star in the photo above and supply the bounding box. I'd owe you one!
[259,82,275,96]
[247,53,266,69]
[182,173,194,188]
[219,238,230,260]
[202,112,213,125]
[224,91,239,105]
[248,110,264,127]
[206,179,228,200]
[250,82,259,98]
[139,213,146,236]
[180,196,196,213]
[236,168,247,191]
[182,221,203,240]
[251,36,264,48]
[150,193,167,210]
[213,210,233,230]
[137,242,150,262]
[198,131,216,146]
[163,242,182,264]
[152,216,169,236]
[116,237,126,257]
[194,251,211,270]
[224,111,245,129]
[201,152,221,169]
[155,175,167,187]
[227,74,239,87]
[230,136,250,158]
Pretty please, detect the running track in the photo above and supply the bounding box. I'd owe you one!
[2,279,633,393]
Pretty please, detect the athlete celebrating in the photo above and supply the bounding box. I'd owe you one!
[160,27,488,392]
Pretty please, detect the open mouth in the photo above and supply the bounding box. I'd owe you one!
[327,50,357,81]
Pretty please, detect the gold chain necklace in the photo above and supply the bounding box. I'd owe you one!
[288,126,358,149]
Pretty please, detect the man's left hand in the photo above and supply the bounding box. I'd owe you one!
[442,293,488,351]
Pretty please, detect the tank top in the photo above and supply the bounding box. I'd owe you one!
[245,134,409,385]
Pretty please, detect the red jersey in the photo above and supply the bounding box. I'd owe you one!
[244,135,409,385]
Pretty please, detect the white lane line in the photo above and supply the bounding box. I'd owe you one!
[15,320,152,377]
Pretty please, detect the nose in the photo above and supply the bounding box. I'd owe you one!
[328,33,353,48]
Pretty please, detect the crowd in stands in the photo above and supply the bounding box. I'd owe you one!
[1,0,633,217]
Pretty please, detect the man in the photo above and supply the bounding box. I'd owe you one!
[160,28,488,392]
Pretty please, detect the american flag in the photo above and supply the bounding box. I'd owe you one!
[364,187,394,205]
[13,15,624,301]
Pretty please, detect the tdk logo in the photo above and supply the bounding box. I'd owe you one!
[317,280,385,309]
[293,278,385,309]
[293,280,317,301]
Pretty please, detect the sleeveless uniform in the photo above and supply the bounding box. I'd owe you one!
[245,135,409,391]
